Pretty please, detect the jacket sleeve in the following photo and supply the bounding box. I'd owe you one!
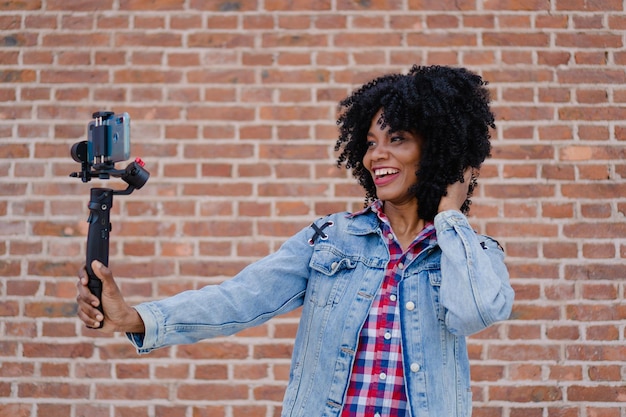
[126,223,315,354]
[435,210,515,336]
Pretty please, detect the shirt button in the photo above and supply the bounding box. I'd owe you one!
[375,413,381,417]
[406,301,415,311]
[379,372,387,380]
[387,233,394,240]
[389,294,397,302]
[384,332,392,340]
[398,262,404,270]
[410,362,421,372]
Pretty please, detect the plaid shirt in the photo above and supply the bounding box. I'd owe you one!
[342,201,437,417]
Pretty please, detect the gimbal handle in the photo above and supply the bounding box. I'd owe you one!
[85,188,113,329]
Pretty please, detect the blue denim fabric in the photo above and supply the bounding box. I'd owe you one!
[127,209,514,417]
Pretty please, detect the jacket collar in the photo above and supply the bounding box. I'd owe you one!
[344,201,382,235]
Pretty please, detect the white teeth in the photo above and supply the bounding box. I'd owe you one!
[374,168,399,177]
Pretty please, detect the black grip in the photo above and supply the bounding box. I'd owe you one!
[85,188,113,329]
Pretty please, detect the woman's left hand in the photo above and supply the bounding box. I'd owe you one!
[438,167,475,213]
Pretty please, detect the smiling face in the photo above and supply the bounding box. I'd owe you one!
[362,109,423,206]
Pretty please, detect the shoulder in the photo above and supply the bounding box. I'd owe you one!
[307,210,379,245]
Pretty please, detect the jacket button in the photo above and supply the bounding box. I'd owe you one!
[410,362,421,372]
[405,301,415,311]
[331,262,338,270]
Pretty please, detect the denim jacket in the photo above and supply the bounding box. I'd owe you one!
[127,208,514,417]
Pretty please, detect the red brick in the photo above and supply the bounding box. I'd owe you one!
[490,342,562,362]
[510,408,543,417]
[567,385,626,402]
[41,322,75,338]
[195,364,228,380]
[550,365,583,381]
[565,264,625,281]
[178,383,248,401]
[567,304,625,321]
[563,222,626,239]
[472,407,503,417]
[507,324,541,339]
[587,408,621,417]
[253,384,287,401]
[544,284,576,301]
[510,283,540,300]
[0,404,31,417]
[232,405,269,417]
[190,405,227,417]
[112,363,148,380]
[582,243,615,259]
[489,385,563,402]
[20,381,90,398]
[586,325,620,341]
[546,325,580,340]
[558,33,622,48]
[6,279,40,296]
[271,0,329,11]
[567,344,626,361]
[98,383,169,400]
[588,365,622,381]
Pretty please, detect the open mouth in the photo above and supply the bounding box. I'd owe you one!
[374,168,399,179]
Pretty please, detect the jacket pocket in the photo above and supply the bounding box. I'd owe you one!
[308,244,357,307]
[427,267,445,321]
[406,263,444,321]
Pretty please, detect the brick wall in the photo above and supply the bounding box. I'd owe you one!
[1,1,625,416]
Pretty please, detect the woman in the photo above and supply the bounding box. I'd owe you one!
[77,65,515,417]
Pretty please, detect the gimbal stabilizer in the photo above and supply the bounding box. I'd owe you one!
[70,111,149,329]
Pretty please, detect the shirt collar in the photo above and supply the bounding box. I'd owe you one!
[348,200,436,244]
[347,199,383,218]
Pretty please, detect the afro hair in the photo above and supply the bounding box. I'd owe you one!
[335,65,495,221]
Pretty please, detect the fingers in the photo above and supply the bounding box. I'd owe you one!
[77,261,132,332]
[90,260,122,303]
[77,303,103,329]
[90,260,110,282]
[78,264,89,286]
[76,263,105,328]
[76,286,103,328]
[76,264,98,306]
[438,167,477,213]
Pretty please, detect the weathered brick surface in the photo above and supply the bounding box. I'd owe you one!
[1,1,625,416]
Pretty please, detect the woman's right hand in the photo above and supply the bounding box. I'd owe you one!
[437,167,475,213]
[76,260,145,333]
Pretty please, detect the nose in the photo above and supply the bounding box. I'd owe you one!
[370,142,389,161]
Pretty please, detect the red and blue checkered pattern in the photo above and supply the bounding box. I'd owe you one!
[342,202,436,416]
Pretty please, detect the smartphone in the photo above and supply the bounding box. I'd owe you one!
[87,112,131,165]
[108,112,131,163]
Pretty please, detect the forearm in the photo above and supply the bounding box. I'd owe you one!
[435,210,514,335]
[125,224,314,353]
